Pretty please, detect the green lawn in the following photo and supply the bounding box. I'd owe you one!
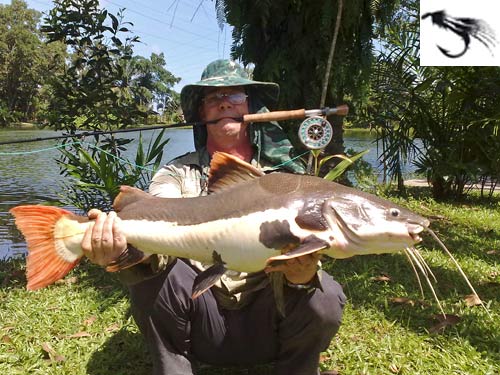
[1,188,499,374]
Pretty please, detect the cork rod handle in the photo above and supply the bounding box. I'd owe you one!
[243,109,306,123]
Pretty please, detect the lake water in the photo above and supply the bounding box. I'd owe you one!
[0,128,416,259]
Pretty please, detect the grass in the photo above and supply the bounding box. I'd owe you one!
[1,188,499,374]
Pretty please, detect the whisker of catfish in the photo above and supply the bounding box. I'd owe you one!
[406,246,446,317]
[425,228,491,317]
[412,247,438,284]
[404,247,425,299]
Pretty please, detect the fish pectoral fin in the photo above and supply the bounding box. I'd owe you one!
[266,235,329,266]
[192,262,227,299]
[105,245,149,272]
[295,200,329,231]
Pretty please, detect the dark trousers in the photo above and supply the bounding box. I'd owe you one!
[129,259,346,375]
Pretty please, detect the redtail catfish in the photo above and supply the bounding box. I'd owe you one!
[9,152,483,312]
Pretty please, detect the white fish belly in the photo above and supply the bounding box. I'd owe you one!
[120,207,310,273]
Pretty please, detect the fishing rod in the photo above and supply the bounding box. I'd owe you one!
[0,105,348,147]
[0,121,195,146]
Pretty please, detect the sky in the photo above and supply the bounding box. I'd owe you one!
[1,0,233,92]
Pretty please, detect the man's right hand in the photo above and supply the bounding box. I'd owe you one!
[81,209,127,266]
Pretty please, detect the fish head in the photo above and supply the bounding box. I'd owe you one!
[322,192,429,258]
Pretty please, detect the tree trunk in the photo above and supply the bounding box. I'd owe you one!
[320,0,343,107]
[318,0,345,178]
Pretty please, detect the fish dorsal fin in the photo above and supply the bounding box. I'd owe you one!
[208,152,265,193]
[113,185,153,212]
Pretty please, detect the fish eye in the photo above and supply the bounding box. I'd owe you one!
[389,208,400,217]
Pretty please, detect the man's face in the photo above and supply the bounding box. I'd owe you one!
[199,86,250,141]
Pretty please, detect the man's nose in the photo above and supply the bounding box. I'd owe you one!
[218,96,233,109]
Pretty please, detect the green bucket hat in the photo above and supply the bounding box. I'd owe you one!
[180,59,280,122]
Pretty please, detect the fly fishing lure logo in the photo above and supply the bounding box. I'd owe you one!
[422,11,496,58]
[420,0,500,66]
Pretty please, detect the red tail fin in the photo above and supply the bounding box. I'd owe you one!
[9,205,84,290]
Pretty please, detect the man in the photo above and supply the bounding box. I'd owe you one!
[82,59,346,375]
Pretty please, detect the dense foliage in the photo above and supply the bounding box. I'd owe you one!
[0,0,65,126]
[367,0,500,198]
[0,0,180,128]
[123,53,180,116]
[215,0,400,157]
[215,0,500,199]
[42,0,145,131]
[41,0,175,210]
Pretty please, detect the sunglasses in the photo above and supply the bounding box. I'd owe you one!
[202,92,248,107]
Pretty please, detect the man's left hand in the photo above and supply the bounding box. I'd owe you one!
[264,253,321,285]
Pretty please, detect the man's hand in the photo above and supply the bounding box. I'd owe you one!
[264,253,321,285]
[81,209,127,266]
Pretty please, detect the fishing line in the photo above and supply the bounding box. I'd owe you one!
[0,140,159,173]
[0,121,199,146]
[0,142,76,156]
[0,105,349,146]
[75,141,159,172]
[0,116,262,146]
[0,138,313,175]
[268,150,311,171]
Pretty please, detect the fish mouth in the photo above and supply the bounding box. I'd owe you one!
[407,219,430,243]
[409,229,422,242]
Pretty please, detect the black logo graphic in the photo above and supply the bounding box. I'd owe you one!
[421,10,496,58]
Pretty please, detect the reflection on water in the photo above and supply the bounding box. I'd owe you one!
[0,128,195,259]
[0,128,417,259]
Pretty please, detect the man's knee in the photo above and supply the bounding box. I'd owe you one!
[308,273,346,331]
[288,271,346,335]
[127,259,195,327]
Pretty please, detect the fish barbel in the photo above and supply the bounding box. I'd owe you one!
[9,152,483,311]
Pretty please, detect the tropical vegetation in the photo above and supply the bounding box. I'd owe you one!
[0,0,65,125]
[1,1,500,374]
[216,0,500,199]
[0,0,179,128]
[39,0,178,210]
[1,1,180,211]
[2,0,499,201]
[365,0,500,199]
[215,0,401,159]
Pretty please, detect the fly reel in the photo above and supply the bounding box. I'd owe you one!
[298,116,333,150]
